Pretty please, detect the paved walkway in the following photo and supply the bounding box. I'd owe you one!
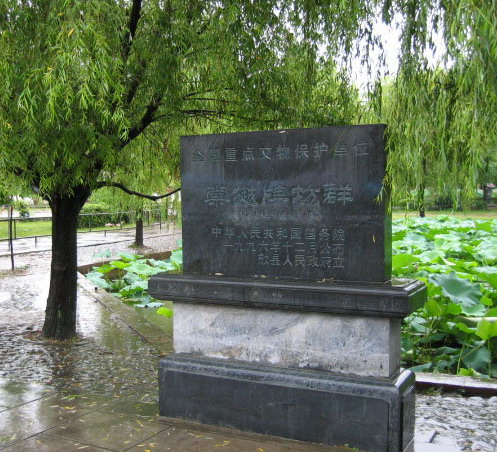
[0,228,495,451]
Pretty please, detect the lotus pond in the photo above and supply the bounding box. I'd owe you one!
[393,215,497,378]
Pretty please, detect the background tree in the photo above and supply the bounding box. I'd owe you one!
[0,0,363,339]
[367,1,497,211]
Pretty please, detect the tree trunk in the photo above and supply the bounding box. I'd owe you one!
[134,211,144,247]
[418,156,427,218]
[419,188,425,217]
[8,206,14,271]
[42,187,90,340]
[483,185,492,203]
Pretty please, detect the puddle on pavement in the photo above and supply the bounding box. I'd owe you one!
[0,254,164,397]
[134,300,173,336]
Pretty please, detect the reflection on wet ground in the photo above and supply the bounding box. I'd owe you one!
[0,377,347,451]
[0,250,164,400]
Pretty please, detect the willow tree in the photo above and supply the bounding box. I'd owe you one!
[370,1,497,209]
[0,0,363,339]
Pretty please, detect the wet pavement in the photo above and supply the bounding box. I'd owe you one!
[0,226,496,451]
[0,225,181,399]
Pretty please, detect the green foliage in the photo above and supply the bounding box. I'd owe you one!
[0,0,362,202]
[362,2,497,210]
[394,216,497,378]
[78,203,130,228]
[85,248,182,318]
[12,200,29,217]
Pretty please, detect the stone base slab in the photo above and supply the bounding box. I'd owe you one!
[174,303,401,378]
[149,273,427,318]
[159,354,415,452]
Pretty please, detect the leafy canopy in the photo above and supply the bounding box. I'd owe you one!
[371,1,497,206]
[1,1,496,205]
[0,0,362,200]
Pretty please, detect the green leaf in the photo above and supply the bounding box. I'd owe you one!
[475,244,497,264]
[417,250,445,263]
[430,272,483,315]
[455,322,476,334]
[462,303,487,316]
[119,252,142,262]
[474,221,494,233]
[170,249,183,267]
[458,368,475,376]
[110,279,127,291]
[124,272,142,284]
[408,363,432,372]
[434,346,459,356]
[462,347,491,372]
[480,295,493,306]
[157,307,174,317]
[126,262,160,276]
[96,263,113,274]
[147,259,176,271]
[129,280,148,291]
[476,266,497,289]
[110,260,130,269]
[85,271,111,289]
[425,299,443,317]
[119,280,148,297]
[475,319,497,340]
[392,253,418,271]
[446,303,462,315]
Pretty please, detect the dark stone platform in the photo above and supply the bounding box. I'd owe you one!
[159,354,415,452]
[149,274,426,318]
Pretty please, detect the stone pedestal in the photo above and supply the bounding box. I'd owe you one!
[173,303,401,378]
[150,275,425,452]
[159,355,415,452]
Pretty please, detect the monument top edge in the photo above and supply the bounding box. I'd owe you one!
[180,124,387,141]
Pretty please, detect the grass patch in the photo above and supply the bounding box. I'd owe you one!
[0,219,135,240]
[393,210,497,220]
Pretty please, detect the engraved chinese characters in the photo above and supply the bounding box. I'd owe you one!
[181,125,391,282]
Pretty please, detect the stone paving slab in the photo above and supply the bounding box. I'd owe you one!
[45,411,170,452]
[1,434,112,451]
[126,422,344,452]
[0,381,114,449]
[0,381,55,410]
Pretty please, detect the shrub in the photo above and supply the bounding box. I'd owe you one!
[78,203,130,228]
[13,200,29,217]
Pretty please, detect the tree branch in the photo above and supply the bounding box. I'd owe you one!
[125,60,147,106]
[180,109,234,116]
[122,0,143,62]
[121,95,161,148]
[96,182,181,201]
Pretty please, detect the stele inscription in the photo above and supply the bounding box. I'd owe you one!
[181,124,391,283]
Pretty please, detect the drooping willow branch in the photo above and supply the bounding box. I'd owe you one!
[96,182,181,201]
